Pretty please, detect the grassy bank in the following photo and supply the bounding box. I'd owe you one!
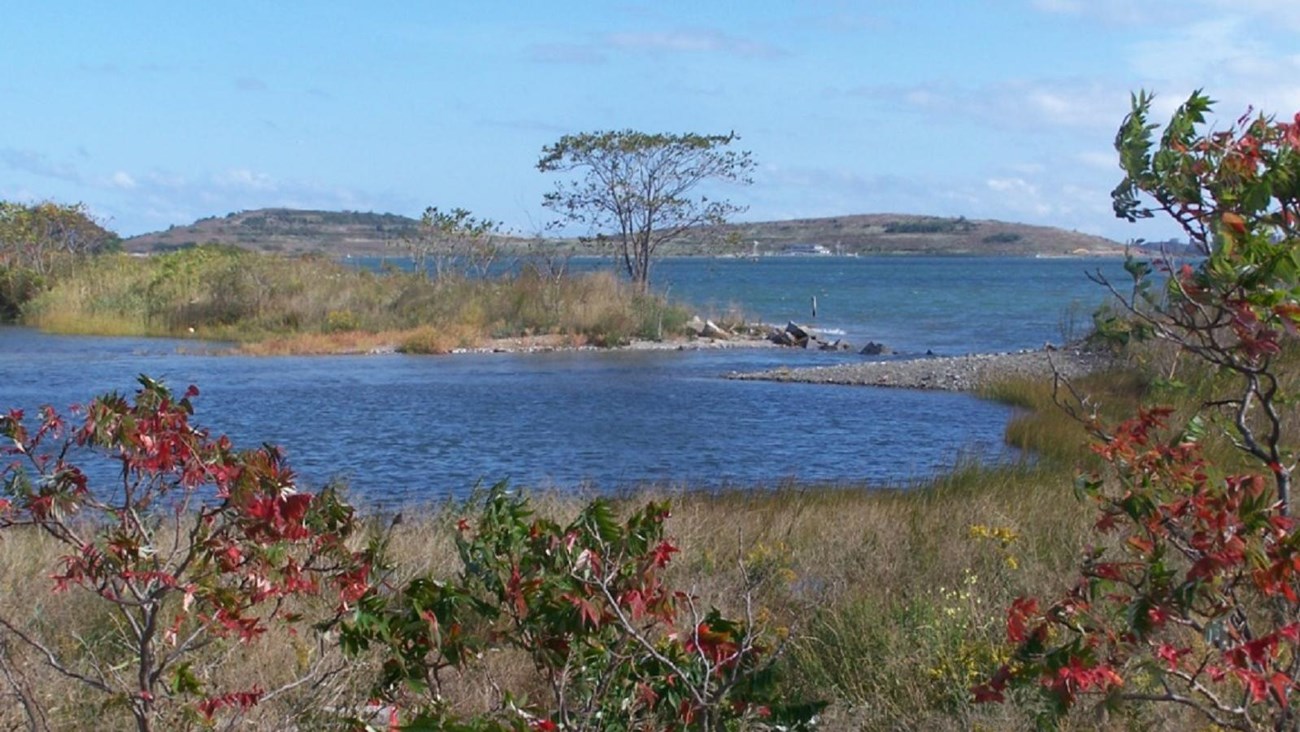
[3,356,1210,730]
[20,246,696,352]
[6,327,1288,729]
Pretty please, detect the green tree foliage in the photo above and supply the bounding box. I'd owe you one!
[0,200,118,274]
[538,130,754,291]
[978,91,1300,728]
[1106,90,1300,509]
[400,206,503,280]
[883,216,973,234]
[0,200,118,320]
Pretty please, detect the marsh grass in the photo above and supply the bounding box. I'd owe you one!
[3,343,1280,729]
[22,247,693,352]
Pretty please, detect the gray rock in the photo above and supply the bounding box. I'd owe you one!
[684,316,706,337]
[701,320,731,340]
[768,328,795,346]
[860,341,891,356]
[727,347,1115,391]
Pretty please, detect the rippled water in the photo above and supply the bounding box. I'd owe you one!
[1,257,1126,506]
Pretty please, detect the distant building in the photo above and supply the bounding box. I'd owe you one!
[782,243,832,256]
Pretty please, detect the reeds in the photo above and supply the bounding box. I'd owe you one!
[21,248,693,351]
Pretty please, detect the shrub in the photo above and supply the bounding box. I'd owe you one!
[0,376,375,731]
[977,91,1300,728]
[341,484,819,730]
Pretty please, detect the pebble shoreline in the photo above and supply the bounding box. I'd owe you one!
[726,347,1112,392]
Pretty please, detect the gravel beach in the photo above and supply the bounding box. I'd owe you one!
[726,346,1111,392]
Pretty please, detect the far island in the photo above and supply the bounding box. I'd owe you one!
[123,208,1144,258]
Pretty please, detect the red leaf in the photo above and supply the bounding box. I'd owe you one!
[1271,672,1293,708]
[972,682,1005,703]
[651,539,679,568]
[1007,597,1039,643]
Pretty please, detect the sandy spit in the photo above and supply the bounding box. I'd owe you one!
[725,346,1111,392]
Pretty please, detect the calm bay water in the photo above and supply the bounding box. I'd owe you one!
[645,255,1122,354]
[1,257,1126,507]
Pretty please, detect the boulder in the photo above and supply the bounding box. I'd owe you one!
[684,316,706,337]
[860,341,892,356]
[770,323,814,347]
[768,328,794,346]
[820,339,853,352]
[700,320,730,340]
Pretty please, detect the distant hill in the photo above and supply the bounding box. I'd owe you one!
[125,209,1126,257]
[687,214,1126,257]
[124,209,424,254]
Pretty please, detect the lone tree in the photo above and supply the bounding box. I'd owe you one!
[538,130,754,290]
[399,206,502,280]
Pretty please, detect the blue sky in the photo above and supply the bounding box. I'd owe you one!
[4,1,1300,242]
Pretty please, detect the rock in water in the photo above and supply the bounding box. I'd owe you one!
[701,320,731,340]
[684,316,706,337]
[785,321,810,341]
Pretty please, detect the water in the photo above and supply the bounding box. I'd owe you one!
[646,255,1120,354]
[358,255,1122,355]
[1,257,1126,507]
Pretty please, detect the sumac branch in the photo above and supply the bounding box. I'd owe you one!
[0,375,374,731]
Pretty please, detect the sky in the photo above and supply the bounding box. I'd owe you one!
[4,1,1300,243]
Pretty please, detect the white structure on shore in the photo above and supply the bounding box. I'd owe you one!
[781,243,832,256]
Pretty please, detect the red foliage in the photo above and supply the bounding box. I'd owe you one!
[0,377,374,726]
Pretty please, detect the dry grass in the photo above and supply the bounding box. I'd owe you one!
[0,467,1181,730]
[22,248,694,352]
[236,330,405,356]
[2,351,1275,730]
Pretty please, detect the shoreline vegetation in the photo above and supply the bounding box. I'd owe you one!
[18,245,718,354]
[2,341,1241,730]
[1,212,1154,730]
[13,241,1118,369]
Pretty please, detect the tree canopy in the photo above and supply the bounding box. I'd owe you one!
[0,200,118,320]
[538,130,754,290]
[0,200,118,275]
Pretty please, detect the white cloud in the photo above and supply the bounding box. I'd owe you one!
[1204,0,1300,31]
[603,29,784,59]
[851,79,1127,133]
[1125,13,1300,119]
[214,168,278,192]
[109,171,137,189]
[987,177,1038,196]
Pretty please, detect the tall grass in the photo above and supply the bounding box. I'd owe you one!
[4,322,1279,728]
[0,458,1115,728]
[21,247,692,351]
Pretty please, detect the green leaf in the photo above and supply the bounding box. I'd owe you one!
[170,662,203,696]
